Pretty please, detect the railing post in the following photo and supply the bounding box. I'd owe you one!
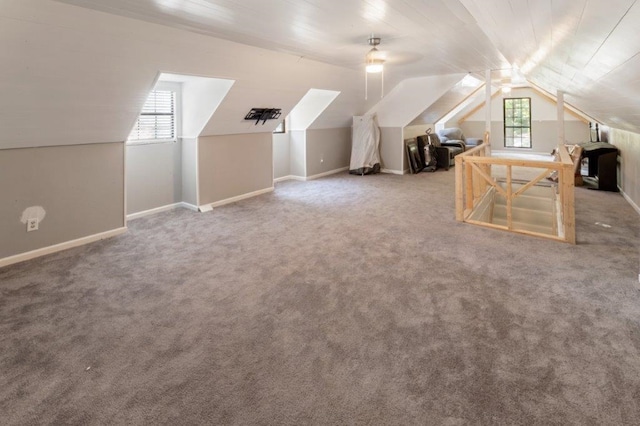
[556,144,576,244]
[506,165,513,230]
[455,155,464,221]
[465,162,474,211]
[562,162,576,244]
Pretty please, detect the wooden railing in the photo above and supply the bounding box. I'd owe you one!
[454,134,576,244]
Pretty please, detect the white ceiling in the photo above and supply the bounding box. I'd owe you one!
[460,0,640,131]
[55,0,507,79]
[55,0,640,133]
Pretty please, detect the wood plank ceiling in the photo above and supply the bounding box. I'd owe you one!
[56,0,640,133]
[461,0,640,131]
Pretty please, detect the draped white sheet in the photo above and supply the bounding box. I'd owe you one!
[349,114,381,174]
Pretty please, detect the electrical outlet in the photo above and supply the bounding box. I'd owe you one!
[27,217,39,232]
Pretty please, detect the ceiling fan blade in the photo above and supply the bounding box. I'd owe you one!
[383,51,424,66]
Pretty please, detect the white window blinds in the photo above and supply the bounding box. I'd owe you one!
[128,90,175,142]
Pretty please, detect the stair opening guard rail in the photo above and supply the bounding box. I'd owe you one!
[454,133,576,244]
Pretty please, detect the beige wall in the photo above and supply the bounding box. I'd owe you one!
[379,127,404,173]
[403,124,434,139]
[289,131,306,178]
[198,133,273,206]
[305,128,351,177]
[126,141,182,215]
[273,133,290,179]
[609,128,640,212]
[181,138,198,206]
[0,143,125,259]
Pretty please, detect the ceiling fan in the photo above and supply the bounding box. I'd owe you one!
[365,36,385,73]
[365,35,385,100]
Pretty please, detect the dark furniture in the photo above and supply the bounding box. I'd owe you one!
[405,138,422,173]
[437,127,483,148]
[415,135,461,170]
[578,142,618,192]
[405,137,438,173]
[410,128,483,171]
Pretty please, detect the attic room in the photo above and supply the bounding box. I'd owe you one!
[1,0,639,424]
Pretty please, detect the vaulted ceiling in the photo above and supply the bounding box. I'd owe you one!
[54,0,640,133]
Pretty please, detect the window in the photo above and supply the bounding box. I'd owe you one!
[273,120,285,134]
[504,97,531,148]
[128,89,176,143]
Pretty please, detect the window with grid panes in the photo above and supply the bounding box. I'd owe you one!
[128,90,175,143]
[503,97,531,148]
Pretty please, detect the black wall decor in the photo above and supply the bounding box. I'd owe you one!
[244,108,281,125]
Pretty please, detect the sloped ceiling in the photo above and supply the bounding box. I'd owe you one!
[460,0,640,133]
[288,89,341,131]
[409,77,485,126]
[0,0,365,149]
[367,74,465,127]
[54,0,640,135]
[454,86,589,125]
[54,0,506,90]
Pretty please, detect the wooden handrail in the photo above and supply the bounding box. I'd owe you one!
[459,142,488,157]
[461,156,566,169]
[556,142,573,164]
[455,133,576,244]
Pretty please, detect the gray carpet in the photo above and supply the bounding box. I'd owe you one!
[1,170,639,425]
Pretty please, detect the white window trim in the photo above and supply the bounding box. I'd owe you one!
[503,97,532,149]
[273,118,286,134]
[127,81,182,145]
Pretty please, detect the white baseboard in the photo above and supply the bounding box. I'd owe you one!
[274,175,305,183]
[274,175,290,183]
[181,202,199,212]
[620,188,640,215]
[127,203,182,220]
[200,187,274,210]
[306,166,349,181]
[127,202,200,220]
[275,167,348,182]
[381,168,404,175]
[0,227,127,269]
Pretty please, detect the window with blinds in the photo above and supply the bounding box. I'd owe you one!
[128,90,175,142]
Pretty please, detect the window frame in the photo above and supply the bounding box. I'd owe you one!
[127,82,181,145]
[273,119,286,134]
[503,97,532,149]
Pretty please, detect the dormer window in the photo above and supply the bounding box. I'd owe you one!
[128,85,178,144]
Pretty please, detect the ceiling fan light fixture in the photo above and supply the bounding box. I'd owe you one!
[364,35,385,99]
[366,60,384,73]
[365,38,385,73]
